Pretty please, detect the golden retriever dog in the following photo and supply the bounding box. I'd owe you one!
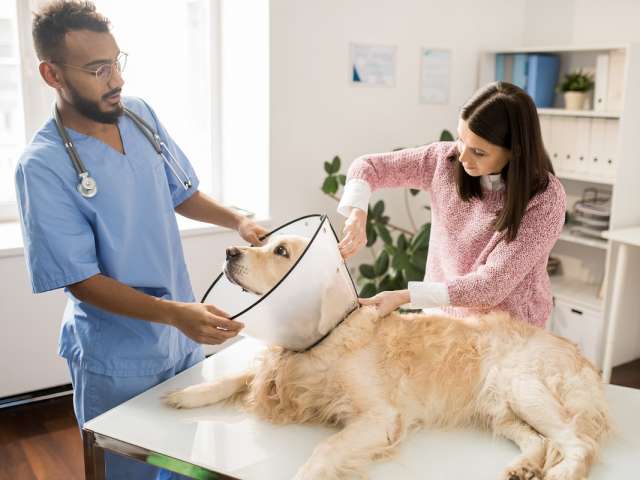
[165,235,610,480]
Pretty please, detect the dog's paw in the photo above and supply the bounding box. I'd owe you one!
[163,389,195,409]
[502,460,543,480]
[163,385,216,409]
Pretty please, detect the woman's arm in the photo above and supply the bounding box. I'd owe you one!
[337,142,452,216]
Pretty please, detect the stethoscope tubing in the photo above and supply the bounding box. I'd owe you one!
[52,103,192,198]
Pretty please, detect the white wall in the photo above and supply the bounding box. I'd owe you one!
[524,0,640,46]
[269,0,527,231]
[21,0,638,398]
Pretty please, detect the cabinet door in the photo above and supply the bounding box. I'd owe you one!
[588,118,607,177]
[551,300,604,367]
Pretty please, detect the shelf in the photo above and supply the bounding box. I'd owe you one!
[550,276,603,312]
[556,171,615,185]
[558,226,608,250]
[537,108,621,119]
[488,44,628,54]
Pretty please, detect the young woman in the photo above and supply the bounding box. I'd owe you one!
[338,81,566,327]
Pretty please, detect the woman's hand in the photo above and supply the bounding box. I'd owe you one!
[359,290,410,317]
[338,208,367,259]
[237,217,269,245]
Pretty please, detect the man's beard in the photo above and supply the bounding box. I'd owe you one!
[67,81,124,124]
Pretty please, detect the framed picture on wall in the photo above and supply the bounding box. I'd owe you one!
[420,48,451,104]
[350,43,396,87]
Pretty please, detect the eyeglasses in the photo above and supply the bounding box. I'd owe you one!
[57,52,128,82]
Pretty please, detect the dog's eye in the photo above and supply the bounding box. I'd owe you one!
[274,245,289,258]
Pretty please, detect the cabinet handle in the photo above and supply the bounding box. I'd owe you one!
[570,308,583,315]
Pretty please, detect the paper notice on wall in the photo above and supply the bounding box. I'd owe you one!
[350,43,396,87]
[420,49,451,104]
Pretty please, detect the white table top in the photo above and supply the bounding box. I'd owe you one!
[602,226,640,247]
[85,338,640,479]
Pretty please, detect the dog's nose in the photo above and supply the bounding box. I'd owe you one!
[226,247,242,260]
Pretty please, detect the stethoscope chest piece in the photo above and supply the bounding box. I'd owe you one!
[77,172,98,198]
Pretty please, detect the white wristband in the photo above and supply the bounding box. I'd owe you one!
[337,179,372,217]
[407,281,450,309]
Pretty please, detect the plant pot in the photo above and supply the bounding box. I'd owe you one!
[563,91,588,110]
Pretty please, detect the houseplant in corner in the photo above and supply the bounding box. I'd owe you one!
[321,130,453,298]
[558,69,594,110]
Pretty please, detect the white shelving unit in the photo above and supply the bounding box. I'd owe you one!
[537,108,621,119]
[478,44,640,369]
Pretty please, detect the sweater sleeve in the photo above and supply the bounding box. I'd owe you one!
[446,178,566,309]
[347,141,452,191]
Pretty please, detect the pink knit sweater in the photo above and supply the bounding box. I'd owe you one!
[347,141,566,327]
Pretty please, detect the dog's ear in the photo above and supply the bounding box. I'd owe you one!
[318,267,355,335]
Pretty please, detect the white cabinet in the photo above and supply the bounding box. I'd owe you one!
[550,299,605,368]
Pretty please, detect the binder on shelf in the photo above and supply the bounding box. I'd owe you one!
[504,54,514,83]
[606,49,625,112]
[512,54,528,89]
[594,53,609,112]
[495,53,505,81]
[526,54,560,108]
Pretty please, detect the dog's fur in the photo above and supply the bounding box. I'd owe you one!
[166,236,610,480]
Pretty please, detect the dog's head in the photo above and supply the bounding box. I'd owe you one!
[224,235,310,295]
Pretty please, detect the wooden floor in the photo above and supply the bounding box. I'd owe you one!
[1,359,639,480]
[0,395,83,480]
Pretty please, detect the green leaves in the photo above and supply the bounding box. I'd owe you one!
[321,176,338,194]
[360,282,377,298]
[440,129,454,141]
[324,156,341,174]
[559,69,595,93]
[374,250,389,276]
[359,264,376,279]
[321,156,343,194]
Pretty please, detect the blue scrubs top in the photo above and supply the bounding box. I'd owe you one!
[15,96,202,376]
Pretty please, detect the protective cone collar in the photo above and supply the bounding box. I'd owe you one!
[201,214,360,351]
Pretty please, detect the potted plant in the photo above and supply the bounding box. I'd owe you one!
[558,69,594,110]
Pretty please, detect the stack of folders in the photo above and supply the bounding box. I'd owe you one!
[569,188,611,239]
[495,53,560,107]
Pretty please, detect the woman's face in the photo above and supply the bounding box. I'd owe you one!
[456,119,511,176]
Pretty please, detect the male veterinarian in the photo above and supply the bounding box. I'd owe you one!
[14,2,267,478]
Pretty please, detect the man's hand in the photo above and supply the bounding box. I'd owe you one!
[358,290,410,317]
[338,207,367,259]
[237,217,269,245]
[167,302,244,345]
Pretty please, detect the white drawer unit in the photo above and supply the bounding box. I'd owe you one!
[550,299,605,369]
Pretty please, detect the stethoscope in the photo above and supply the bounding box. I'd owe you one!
[52,104,192,198]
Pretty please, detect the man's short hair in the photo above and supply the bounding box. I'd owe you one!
[32,0,110,62]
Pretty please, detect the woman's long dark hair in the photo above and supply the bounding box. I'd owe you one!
[455,81,554,242]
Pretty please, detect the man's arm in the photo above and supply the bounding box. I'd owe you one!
[175,190,243,229]
[68,274,243,345]
[175,190,268,244]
